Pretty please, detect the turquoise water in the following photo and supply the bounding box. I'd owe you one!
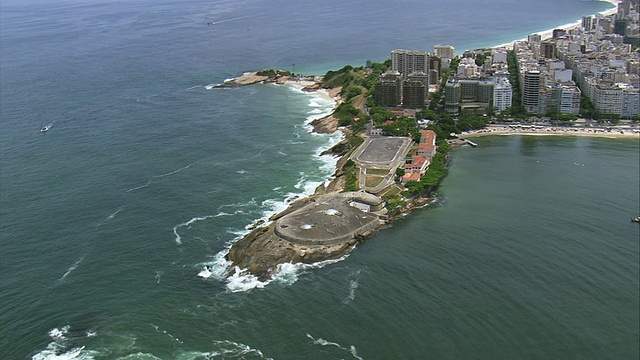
[2,0,638,359]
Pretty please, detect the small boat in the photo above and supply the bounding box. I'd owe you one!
[632,216,640,223]
[40,124,52,132]
[198,266,212,279]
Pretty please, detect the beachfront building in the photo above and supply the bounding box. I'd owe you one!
[550,12,640,118]
[522,70,542,113]
[444,77,495,114]
[493,76,513,112]
[557,85,582,114]
[593,84,623,115]
[621,85,640,118]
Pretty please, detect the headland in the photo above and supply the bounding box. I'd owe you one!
[217,0,639,281]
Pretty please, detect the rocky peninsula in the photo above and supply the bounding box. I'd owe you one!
[219,68,443,281]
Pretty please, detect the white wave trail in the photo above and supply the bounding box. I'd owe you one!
[126,180,151,192]
[153,161,198,178]
[58,255,86,282]
[106,207,124,220]
[206,14,253,26]
[173,215,214,245]
[306,333,364,360]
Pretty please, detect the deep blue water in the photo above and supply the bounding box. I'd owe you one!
[2,0,638,359]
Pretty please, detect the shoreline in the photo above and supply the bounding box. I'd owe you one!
[491,0,619,49]
[462,125,640,139]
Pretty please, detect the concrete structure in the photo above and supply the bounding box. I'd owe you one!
[274,192,385,246]
[351,136,413,194]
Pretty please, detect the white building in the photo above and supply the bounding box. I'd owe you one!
[433,45,455,59]
[593,84,623,115]
[493,76,513,112]
[391,49,429,76]
[621,85,640,118]
[558,85,581,114]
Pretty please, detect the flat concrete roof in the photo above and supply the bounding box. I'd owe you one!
[274,193,383,246]
[353,137,410,164]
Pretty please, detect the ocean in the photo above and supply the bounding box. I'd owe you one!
[1,0,638,359]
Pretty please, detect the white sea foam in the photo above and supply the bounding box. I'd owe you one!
[126,180,151,193]
[106,207,124,220]
[59,256,86,282]
[153,161,197,178]
[204,81,346,292]
[345,279,359,304]
[172,215,214,245]
[226,266,268,292]
[306,333,364,360]
[180,340,272,359]
[33,326,98,360]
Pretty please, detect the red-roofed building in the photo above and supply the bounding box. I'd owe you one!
[405,155,429,173]
[418,130,436,157]
[402,172,421,183]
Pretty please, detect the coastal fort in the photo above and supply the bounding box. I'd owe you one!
[224,0,639,280]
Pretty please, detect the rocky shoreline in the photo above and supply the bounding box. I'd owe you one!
[217,69,436,281]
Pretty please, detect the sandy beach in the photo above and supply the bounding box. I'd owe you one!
[462,124,640,139]
[492,0,620,49]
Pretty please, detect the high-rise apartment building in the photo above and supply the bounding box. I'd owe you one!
[391,49,430,76]
[374,72,402,107]
[582,16,593,31]
[523,70,542,113]
[493,77,513,112]
[557,85,581,114]
[402,78,426,108]
[540,42,557,59]
[433,45,455,59]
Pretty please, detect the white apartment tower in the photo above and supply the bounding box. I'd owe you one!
[433,45,455,59]
[493,77,513,111]
[558,85,581,114]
